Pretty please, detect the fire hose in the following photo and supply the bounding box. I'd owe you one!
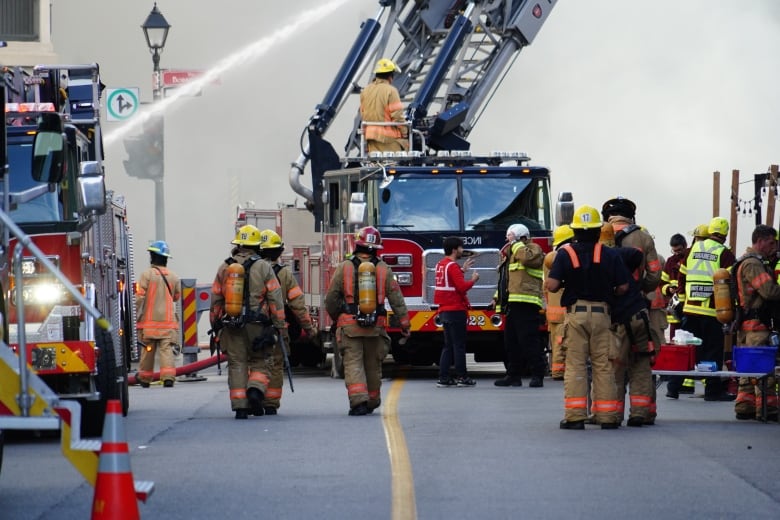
[128,352,227,385]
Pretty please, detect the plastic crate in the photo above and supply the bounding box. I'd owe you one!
[733,346,778,373]
[654,344,696,371]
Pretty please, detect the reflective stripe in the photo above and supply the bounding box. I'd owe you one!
[249,371,270,385]
[591,400,618,413]
[347,383,368,396]
[288,286,303,299]
[265,387,282,399]
[230,388,247,399]
[740,319,769,332]
[564,397,587,409]
[630,395,652,407]
[546,306,566,322]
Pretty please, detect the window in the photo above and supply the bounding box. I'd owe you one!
[379,177,459,231]
[0,0,38,42]
[462,176,551,232]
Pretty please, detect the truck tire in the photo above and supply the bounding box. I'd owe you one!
[81,328,125,437]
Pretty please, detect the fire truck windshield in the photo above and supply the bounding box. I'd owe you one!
[6,142,61,223]
[378,174,550,233]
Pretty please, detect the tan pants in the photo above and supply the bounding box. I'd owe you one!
[337,326,390,410]
[138,332,176,384]
[263,343,285,410]
[613,312,654,422]
[221,323,274,411]
[549,321,565,378]
[562,301,619,424]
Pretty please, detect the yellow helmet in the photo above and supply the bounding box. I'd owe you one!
[259,229,284,250]
[599,222,615,247]
[232,225,262,246]
[570,205,602,230]
[552,225,574,247]
[375,58,399,74]
[708,217,729,237]
[692,224,710,239]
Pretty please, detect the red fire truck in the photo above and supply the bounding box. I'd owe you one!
[0,64,136,450]
[261,1,570,375]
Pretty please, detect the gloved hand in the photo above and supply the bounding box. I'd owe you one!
[277,327,290,347]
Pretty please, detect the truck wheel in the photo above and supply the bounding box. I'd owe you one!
[331,347,345,379]
[81,328,123,437]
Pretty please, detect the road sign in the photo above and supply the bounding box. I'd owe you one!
[161,69,205,87]
[106,87,140,122]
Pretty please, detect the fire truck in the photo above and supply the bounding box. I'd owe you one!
[0,62,136,458]
[277,0,571,375]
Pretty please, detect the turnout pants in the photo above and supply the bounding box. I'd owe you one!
[562,300,619,425]
[549,321,566,378]
[221,323,273,411]
[137,332,177,385]
[263,343,285,411]
[504,302,546,379]
[612,311,654,422]
[337,326,390,410]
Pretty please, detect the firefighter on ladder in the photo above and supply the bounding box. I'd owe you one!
[258,229,321,415]
[136,240,181,388]
[210,225,287,419]
[325,226,411,416]
[360,58,409,154]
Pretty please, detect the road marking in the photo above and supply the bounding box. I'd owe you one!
[383,377,417,520]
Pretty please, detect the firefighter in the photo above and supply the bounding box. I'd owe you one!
[675,216,737,401]
[136,240,181,388]
[360,58,409,153]
[210,225,287,419]
[494,223,546,387]
[257,229,321,415]
[546,206,630,430]
[733,225,780,421]
[324,226,411,416]
[601,197,662,419]
[601,226,655,426]
[544,225,574,380]
[661,233,688,338]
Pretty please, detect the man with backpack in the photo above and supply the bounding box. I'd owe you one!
[325,226,411,416]
[257,229,321,415]
[733,225,780,421]
[210,225,287,419]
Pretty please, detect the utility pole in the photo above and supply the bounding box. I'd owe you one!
[729,170,738,252]
[766,164,778,228]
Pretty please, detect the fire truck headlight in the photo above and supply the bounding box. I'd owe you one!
[30,283,66,304]
[395,272,412,286]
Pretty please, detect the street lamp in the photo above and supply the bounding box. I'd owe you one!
[140,3,171,240]
[141,2,171,101]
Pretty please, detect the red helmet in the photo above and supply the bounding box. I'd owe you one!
[354,226,383,250]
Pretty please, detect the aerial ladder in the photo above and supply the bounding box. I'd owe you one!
[289,0,557,224]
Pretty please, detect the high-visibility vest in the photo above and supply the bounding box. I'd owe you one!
[680,238,725,317]
[507,241,544,307]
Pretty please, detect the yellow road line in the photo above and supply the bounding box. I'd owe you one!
[383,377,417,520]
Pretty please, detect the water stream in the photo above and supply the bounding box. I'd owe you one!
[104,0,353,149]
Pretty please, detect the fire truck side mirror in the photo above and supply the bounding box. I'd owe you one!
[32,114,66,183]
[77,161,107,216]
[348,192,367,225]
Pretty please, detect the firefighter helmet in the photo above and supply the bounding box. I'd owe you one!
[601,196,637,220]
[375,58,399,74]
[147,240,172,258]
[570,205,602,230]
[259,229,284,250]
[355,226,383,250]
[708,217,729,237]
[507,224,530,240]
[692,223,710,239]
[552,225,574,247]
[231,225,262,246]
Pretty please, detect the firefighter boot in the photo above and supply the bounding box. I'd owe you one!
[247,388,265,416]
[494,376,523,387]
[349,402,370,416]
[235,409,249,420]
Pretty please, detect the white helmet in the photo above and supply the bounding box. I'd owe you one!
[507,224,530,240]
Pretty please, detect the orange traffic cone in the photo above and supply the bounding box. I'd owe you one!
[91,399,140,520]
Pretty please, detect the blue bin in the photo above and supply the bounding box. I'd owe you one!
[733,346,778,373]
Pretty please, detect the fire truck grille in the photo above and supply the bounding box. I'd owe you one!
[423,250,499,307]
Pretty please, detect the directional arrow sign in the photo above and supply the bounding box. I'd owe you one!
[106,87,140,122]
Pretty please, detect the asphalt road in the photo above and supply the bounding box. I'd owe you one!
[1,358,779,519]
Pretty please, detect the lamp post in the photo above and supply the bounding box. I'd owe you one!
[141,3,171,240]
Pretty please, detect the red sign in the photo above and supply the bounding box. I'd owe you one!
[161,69,211,87]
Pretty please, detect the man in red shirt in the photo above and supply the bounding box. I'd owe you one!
[434,236,479,387]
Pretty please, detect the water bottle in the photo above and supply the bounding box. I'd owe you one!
[770,332,779,347]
